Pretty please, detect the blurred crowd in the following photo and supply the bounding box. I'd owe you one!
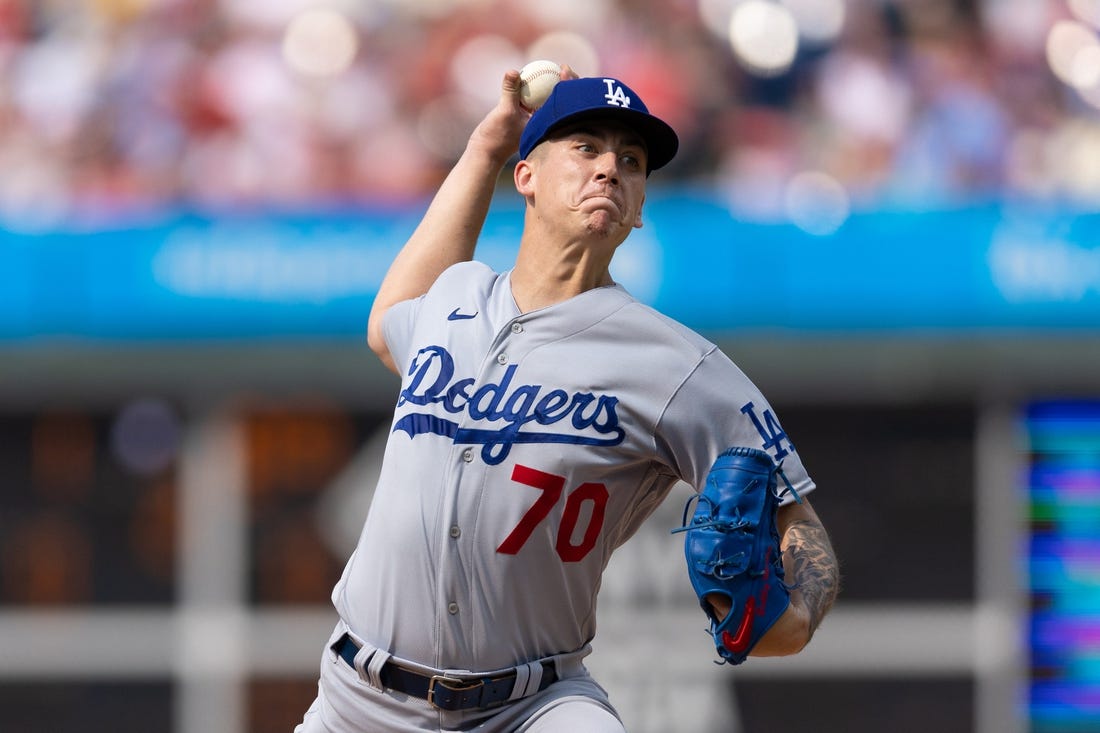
[0,0,1096,228]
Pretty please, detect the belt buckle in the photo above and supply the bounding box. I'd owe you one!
[427,674,483,710]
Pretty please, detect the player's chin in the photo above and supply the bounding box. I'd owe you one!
[583,208,632,239]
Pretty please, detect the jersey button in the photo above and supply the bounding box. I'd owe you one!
[448,602,459,615]
[449,525,461,539]
[510,322,523,334]
[462,449,473,462]
[496,353,508,365]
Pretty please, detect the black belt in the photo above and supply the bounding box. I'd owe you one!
[332,634,557,711]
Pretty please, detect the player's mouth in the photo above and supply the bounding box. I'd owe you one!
[580,190,624,214]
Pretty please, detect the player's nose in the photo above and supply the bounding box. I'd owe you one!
[593,151,620,184]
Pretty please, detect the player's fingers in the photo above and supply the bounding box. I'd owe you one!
[560,63,579,81]
[501,69,524,107]
[502,68,522,93]
[495,69,534,127]
[466,69,529,154]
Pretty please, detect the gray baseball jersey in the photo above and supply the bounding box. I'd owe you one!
[331,261,815,674]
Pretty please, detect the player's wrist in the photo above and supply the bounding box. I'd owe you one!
[464,80,529,166]
[753,602,811,657]
[463,133,518,170]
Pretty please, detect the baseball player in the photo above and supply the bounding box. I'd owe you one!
[296,68,839,732]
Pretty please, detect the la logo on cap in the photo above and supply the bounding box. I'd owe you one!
[602,79,632,108]
[518,75,679,172]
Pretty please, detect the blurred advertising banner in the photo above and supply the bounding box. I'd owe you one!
[1,194,1098,342]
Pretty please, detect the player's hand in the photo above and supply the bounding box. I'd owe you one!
[467,65,578,164]
[706,593,731,621]
[708,498,835,657]
[705,593,809,655]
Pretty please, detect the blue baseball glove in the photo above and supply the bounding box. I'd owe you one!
[672,446,801,665]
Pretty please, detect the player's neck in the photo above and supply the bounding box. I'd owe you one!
[510,243,614,313]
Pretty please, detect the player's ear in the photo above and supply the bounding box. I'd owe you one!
[514,158,535,198]
[633,194,645,229]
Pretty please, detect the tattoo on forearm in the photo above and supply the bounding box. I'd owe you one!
[783,519,839,635]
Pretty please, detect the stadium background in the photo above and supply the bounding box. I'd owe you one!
[1,0,1098,731]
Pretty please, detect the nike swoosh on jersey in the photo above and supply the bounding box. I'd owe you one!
[447,308,478,321]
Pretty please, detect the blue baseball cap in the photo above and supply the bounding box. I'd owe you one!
[519,76,679,174]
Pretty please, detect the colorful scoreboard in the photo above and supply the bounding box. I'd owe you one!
[1027,400,1100,732]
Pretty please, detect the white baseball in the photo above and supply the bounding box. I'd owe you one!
[518,60,562,110]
